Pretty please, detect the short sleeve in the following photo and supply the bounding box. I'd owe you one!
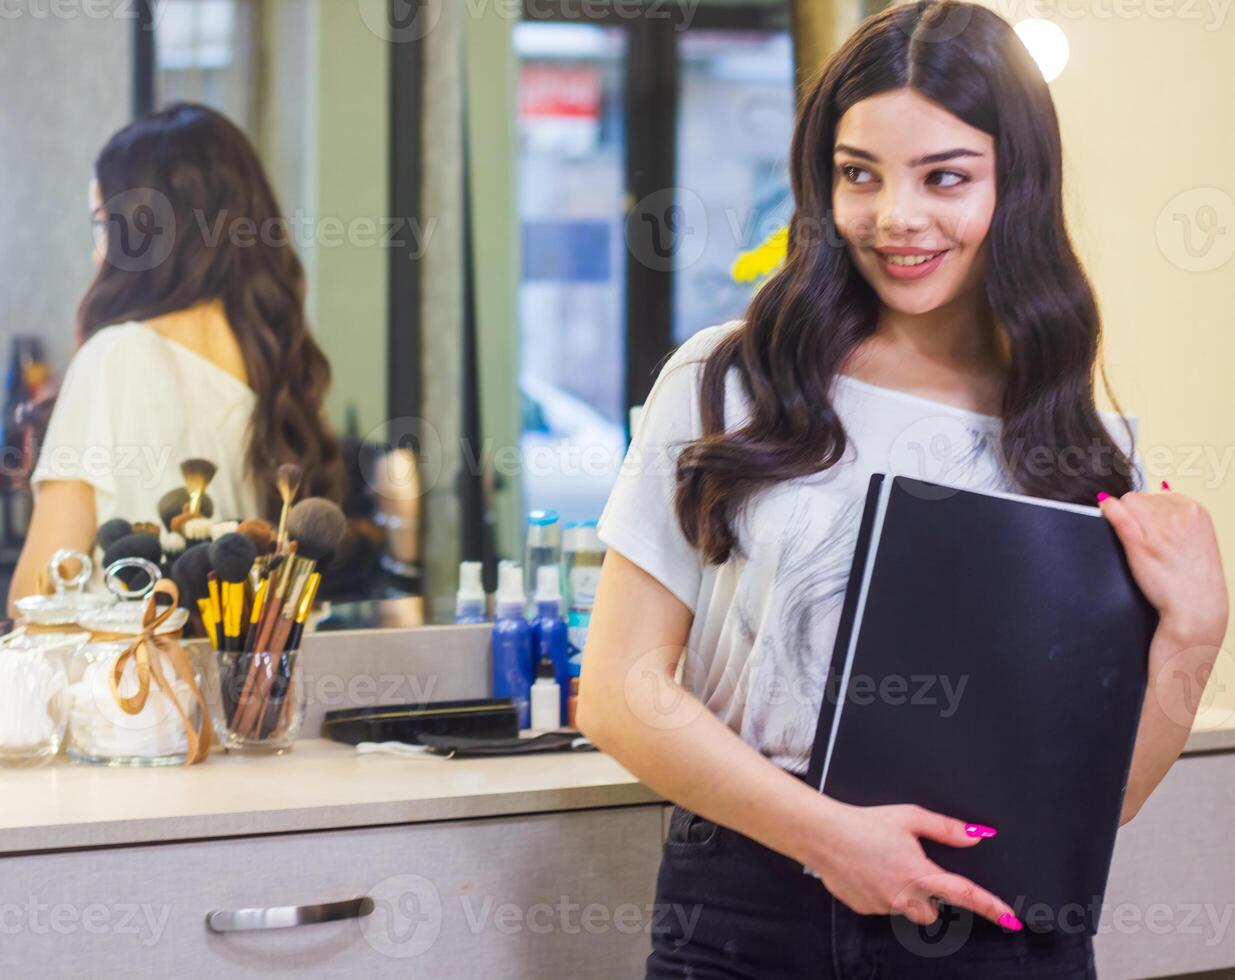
[31,330,121,505]
[597,324,732,612]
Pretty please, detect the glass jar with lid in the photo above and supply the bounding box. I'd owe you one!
[13,549,114,632]
[66,561,200,767]
[0,630,86,766]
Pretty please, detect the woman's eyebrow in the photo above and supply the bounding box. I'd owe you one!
[833,144,984,166]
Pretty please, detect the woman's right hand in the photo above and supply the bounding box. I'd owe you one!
[805,799,1022,930]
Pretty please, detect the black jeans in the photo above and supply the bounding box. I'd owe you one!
[646,787,1097,979]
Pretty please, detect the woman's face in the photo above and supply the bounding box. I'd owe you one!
[89,177,106,269]
[832,88,997,316]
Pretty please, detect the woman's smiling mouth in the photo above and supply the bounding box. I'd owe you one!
[873,246,950,280]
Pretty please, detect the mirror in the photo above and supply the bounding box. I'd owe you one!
[0,0,799,629]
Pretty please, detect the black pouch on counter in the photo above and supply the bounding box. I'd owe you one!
[323,698,519,746]
[415,730,594,758]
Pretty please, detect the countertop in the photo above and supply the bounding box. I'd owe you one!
[0,739,663,856]
[5,723,1233,859]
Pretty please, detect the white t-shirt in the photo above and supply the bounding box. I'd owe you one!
[596,320,1145,774]
[31,321,262,528]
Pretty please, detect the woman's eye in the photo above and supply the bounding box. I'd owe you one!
[928,170,968,188]
[839,165,968,189]
[840,164,872,185]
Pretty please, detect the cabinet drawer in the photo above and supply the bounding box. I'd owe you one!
[1095,752,1235,979]
[0,805,664,979]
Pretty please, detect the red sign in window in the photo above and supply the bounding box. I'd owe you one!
[520,65,602,121]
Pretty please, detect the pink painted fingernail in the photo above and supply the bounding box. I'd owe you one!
[1096,492,1110,502]
[998,912,1023,931]
[965,823,998,838]
[1161,480,1171,491]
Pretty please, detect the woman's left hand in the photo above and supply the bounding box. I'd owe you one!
[1099,483,1229,648]
[1100,482,1230,819]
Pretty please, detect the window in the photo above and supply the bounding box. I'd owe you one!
[154,0,258,131]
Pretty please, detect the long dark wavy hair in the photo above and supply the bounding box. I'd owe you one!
[79,102,343,519]
[676,0,1137,564]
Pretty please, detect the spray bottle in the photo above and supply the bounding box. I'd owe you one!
[491,564,533,728]
[531,564,570,723]
[454,561,487,625]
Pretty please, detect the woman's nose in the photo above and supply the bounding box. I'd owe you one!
[876,180,931,239]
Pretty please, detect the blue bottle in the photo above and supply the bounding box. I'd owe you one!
[531,564,571,722]
[491,564,533,728]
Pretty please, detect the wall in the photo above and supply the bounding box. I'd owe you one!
[420,0,467,616]
[989,0,1235,724]
[467,4,524,569]
[0,7,132,373]
[310,0,391,437]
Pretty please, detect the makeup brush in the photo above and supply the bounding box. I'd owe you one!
[209,533,257,653]
[210,520,239,541]
[171,542,217,644]
[285,571,321,653]
[160,530,187,562]
[95,518,132,553]
[229,571,270,729]
[287,498,347,565]
[181,516,213,544]
[250,546,301,656]
[159,487,215,531]
[255,567,321,735]
[171,542,212,609]
[102,532,162,590]
[274,463,303,552]
[176,540,238,724]
[206,570,222,644]
[243,576,269,652]
[240,503,342,738]
[233,548,301,734]
[237,518,277,557]
[169,506,217,536]
[248,562,310,737]
[181,458,218,517]
[268,561,309,653]
[131,521,162,538]
[260,571,320,738]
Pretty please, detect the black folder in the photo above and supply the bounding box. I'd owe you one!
[803,473,1157,934]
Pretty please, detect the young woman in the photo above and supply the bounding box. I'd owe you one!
[9,103,342,608]
[579,2,1228,976]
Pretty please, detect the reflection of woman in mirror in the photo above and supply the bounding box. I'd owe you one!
[581,1,1227,976]
[9,103,342,610]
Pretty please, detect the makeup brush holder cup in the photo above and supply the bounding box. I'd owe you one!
[214,647,305,753]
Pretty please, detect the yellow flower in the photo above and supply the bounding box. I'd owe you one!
[731,226,789,284]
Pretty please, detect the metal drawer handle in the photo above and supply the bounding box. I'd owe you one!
[206,897,375,933]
